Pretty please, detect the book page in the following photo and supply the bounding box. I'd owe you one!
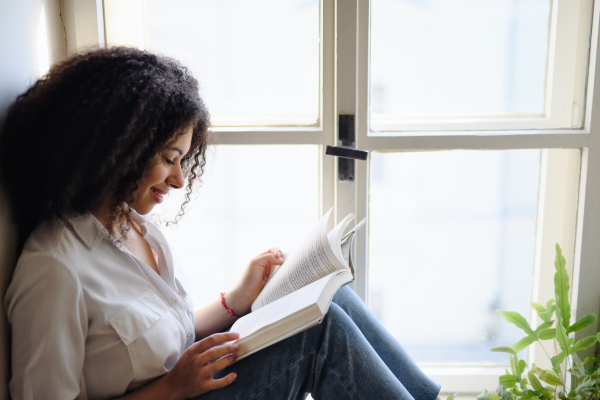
[251,209,344,311]
[327,214,354,267]
[340,233,355,277]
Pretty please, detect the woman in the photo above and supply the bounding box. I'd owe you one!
[0,47,441,400]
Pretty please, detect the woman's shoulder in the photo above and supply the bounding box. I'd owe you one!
[21,213,108,262]
[15,218,81,281]
[13,215,106,289]
[6,219,85,318]
[21,218,68,255]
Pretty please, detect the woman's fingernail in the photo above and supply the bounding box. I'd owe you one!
[234,344,239,350]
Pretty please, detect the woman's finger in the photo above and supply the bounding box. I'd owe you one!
[207,372,238,391]
[252,253,284,267]
[199,343,239,365]
[257,247,283,258]
[193,332,239,354]
[208,352,237,374]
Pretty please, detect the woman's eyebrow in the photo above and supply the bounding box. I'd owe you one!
[170,147,183,155]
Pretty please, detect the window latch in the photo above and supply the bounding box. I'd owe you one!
[325,115,368,181]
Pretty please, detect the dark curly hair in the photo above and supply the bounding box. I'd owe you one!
[0,47,210,248]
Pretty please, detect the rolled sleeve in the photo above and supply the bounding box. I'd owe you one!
[5,254,88,400]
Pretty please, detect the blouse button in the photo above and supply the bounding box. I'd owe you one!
[172,299,177,305]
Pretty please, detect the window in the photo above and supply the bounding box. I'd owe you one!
[72,0,600,393]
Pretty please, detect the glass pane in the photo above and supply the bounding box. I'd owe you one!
[145,0,320,126]
[155,145,319,308]
[368,150,541,364]
[370,0,551,126]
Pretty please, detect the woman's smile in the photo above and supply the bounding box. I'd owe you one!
[151,187,166,203]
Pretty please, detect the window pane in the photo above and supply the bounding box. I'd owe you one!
[370,0,551,127]
[145,0,320,127]
[368,149,541,364]
[155,145,319,308]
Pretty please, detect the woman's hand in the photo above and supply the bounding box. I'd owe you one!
[165,332,240,400]
[226,248,285,316]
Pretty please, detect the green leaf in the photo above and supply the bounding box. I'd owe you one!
[537,311,554,323]
[554,243,571,330]
[498,310,536,337]
[583,356,600,364]
[568,313,597,333]
[500,374,519,388]
[496,382,515,400]
[513,336,537,352]
[551,350,568,367]
[537,328,556,340]
[510,356,517,376]
[477,389,494,400]
[538,369,563,386]
[534,321,554,333]
[572,352,586,376]
[570,335,598,353]
[531,302,546,313]
[555,320,570,353]
[446,393,459,400]
[528,371,543,390]
[517,359,526,378]
[491,346,517,356]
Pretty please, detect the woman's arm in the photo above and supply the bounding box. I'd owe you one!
[194,248,284,339]
[6,255,88,400]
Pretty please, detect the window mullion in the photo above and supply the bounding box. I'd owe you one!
[571,0,600,363]
[334,0,361,297]
[321,0,336,219]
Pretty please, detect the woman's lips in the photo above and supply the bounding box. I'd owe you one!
[151,188,165,203]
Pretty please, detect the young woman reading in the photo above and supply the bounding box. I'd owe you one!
[0,47,441,400]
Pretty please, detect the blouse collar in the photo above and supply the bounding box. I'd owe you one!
[66,206,150,250]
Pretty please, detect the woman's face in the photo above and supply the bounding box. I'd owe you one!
[129,126,194,215]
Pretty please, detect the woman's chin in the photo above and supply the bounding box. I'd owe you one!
[128,202,154,216]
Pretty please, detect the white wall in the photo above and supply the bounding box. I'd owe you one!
[0,1,65,397]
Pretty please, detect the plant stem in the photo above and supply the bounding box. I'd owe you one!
[537,338,553,360]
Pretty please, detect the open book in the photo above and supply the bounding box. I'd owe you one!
[229,209,366,361]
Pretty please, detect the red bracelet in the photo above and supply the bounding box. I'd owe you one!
[220,292,242,318]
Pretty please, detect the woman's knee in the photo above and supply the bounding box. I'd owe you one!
[318,302,357,341]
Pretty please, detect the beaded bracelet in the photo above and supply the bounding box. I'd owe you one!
[220,292,242,318]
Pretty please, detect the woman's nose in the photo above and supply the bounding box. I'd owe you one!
[168,166,185,189]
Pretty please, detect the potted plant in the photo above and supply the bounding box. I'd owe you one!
[448,244,600,400]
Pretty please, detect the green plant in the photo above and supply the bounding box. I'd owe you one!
[464,244,600,400]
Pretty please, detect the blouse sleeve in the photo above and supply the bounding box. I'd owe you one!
[5,253,88,400]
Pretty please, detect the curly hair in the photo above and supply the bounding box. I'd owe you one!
[0,47,210,248]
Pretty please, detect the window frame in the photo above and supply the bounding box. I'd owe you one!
[72,0,600,393]
[368,0,594,133]
[349,0,600,391]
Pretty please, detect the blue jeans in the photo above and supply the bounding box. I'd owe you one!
[195,286,441,400]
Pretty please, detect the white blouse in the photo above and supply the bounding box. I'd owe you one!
[5,210,196,400]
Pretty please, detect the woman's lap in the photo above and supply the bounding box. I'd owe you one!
[192,286,440,400]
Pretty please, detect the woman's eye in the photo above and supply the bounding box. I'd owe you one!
[164,157,175,165]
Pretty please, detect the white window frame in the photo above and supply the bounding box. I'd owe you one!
[369,0,594,132]
[350,0,600,392]
[70,0,600,393]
